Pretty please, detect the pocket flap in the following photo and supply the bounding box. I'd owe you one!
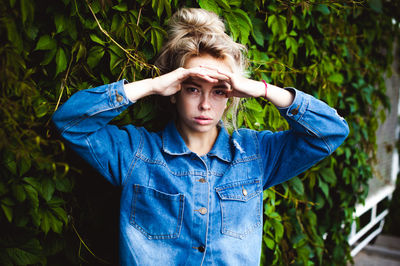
[216,179,261,202]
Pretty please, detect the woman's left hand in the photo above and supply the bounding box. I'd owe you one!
[199,66,265,98]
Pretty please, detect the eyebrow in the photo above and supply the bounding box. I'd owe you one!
[182,79,201,87]
[182,79,230,89]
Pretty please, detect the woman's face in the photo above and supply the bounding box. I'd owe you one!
[173,54,232,135]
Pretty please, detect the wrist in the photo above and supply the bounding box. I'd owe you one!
[149,77,160,95]
[261,80,268,99]
[124,78,155,102]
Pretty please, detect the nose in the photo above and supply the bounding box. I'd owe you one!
[199,95,211,110]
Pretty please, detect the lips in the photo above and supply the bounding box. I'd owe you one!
[194,116,213,125]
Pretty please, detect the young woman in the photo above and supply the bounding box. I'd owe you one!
[52,8,349,266]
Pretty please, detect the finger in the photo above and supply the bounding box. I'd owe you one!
[186,68,228,82]
[199,65,233,78]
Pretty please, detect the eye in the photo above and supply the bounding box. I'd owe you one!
[185,87,199,94]
[214,89,227,96]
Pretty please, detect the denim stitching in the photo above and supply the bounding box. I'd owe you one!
[130,185,184,239]
[217,179,262,239]
[298,120,332,154]
[85,135,114,182]
[123,129,144,187]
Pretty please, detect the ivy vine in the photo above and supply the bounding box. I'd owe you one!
[0,0,399,265]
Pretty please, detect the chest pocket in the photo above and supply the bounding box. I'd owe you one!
[215,179,262,239]
[130,184,185,240]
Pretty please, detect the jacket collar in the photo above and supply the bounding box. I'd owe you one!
[162,121,232,162]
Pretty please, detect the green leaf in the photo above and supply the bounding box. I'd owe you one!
[35,35,57,51]
[33,98,49,118]
[315,193,325,210]
[23,183,39,211]
[51,206,68,224]
[318,179,329,198]
[320,167,337,185]
[267,14,287,39]
[0,181,8,196]
[271,219,284,240]
[251,17,265,46]
[41,178,55,202]
[315,4,330,15]
[150,23,167,53]
[151,0,171,18]
[50,214,64,233]
[112,3,128,12]
[5,18,23,52]
[40,48,57,66]
[198,0,220,14]
[18,155,31,176]
[244,98,263,112]
[1,198,14,222]
[225,9,252,44]
[25,25,39,40]
[328,73,344,85]
[89,34,106,46]
[20,0,34,25]
[289,176,304,195]
[55,47,67,76]
[3,150,17,175]
[263,235,275,249]
[40,209,50,234]
[285,36,298,54]
[369,0,382,13]
[229,0,241,7]
[12,183,26,202]
[76,43,86,62]
[163,0,172,17]
[55,177,73,192]
[6,247,41,265]
[215,0,230,10]
[87,46,105,68]
[55,14,66,34]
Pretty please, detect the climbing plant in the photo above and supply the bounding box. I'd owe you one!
[1,0,399,265]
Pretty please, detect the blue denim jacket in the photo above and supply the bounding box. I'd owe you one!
[52,80,349,265]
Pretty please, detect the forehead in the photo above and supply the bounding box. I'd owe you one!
[183,54,233,73]
[182,77,230,89]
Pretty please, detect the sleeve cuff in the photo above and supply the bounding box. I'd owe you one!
[108,79,136,107]
[277,87,310,121]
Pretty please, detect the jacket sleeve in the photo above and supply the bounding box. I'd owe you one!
[52,80,140,187]
[260,88,349,189]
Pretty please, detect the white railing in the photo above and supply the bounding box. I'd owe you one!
[349,185,395,256]
[349,91,399,257]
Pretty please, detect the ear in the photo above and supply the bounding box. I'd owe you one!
[170,95,176,104]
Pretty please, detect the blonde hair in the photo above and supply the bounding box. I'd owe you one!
[156,8,247,74]
[155,8,247,131]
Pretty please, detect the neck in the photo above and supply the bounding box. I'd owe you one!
[176,123,219,156]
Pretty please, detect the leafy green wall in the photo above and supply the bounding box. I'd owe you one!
[1,0,399,265]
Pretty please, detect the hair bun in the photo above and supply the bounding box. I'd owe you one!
[168,8,226,39]
[155,8,247,75]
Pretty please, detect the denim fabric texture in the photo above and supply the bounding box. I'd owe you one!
[52,80,349,265]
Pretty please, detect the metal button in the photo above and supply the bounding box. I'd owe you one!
[242,188,248,196]
[116,95,123,102]
[198,178,207,183]
[290,106,299,115]
[197,246,205,253]
[199,207,208,215]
